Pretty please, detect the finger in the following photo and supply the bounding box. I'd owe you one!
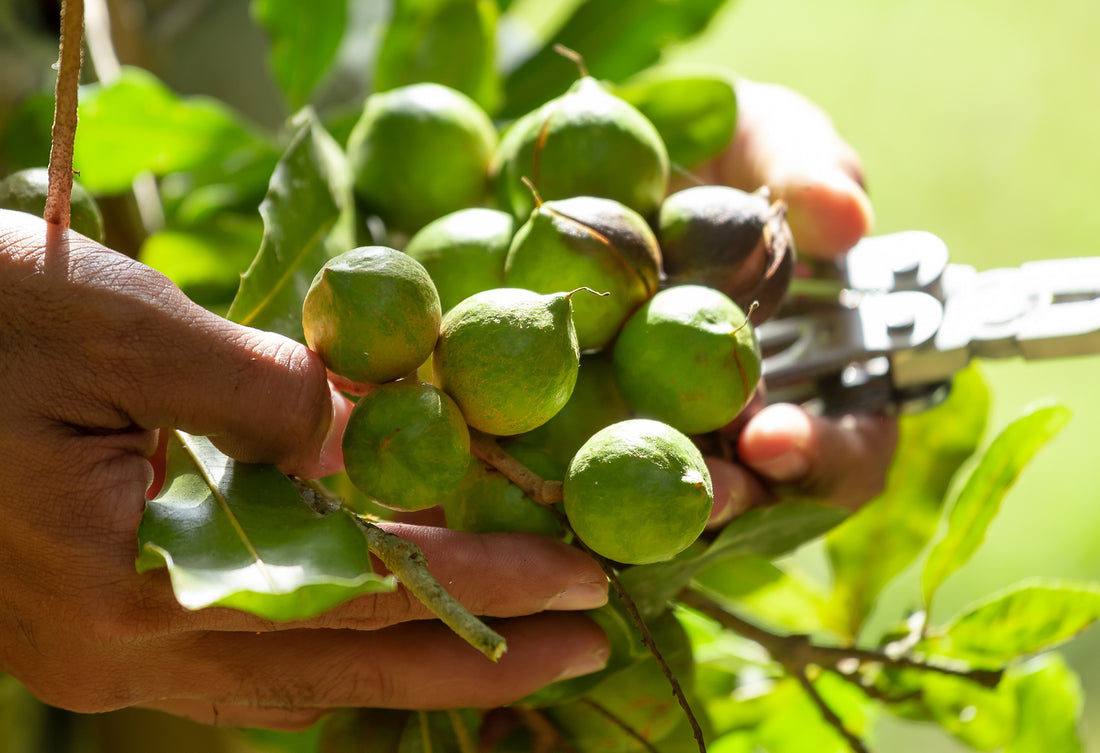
[736,403,897,511]
[174,524,608,633]
[696,79,874,259]
[138,699,328,731]
[705,455,772,528]
[2,210,344,477]
[162,613,609,711]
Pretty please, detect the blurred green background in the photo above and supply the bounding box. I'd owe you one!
[3,0,1099,749]
[676,0,1100,748]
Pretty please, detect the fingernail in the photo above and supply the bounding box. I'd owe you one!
[554,645,610,682]
[545,581,608,611]
[750,449,810,483]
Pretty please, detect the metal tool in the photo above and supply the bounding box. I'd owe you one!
[758,230,1100,414]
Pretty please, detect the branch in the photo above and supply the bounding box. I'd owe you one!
[678,590,1003,687]
[45,0,86,229]
[794,670,871,753]
[294,478,507,662]
[468,432,563,506]
[357,519,507,661]
[679,590,1009,753]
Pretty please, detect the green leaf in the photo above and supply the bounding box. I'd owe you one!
[615,66,738,170]
[252,0,348,111]
[924,579,1100,668]
[919,673,1015,751]
[0,93,55,175]
[620,501,847,619]
[0,675,48,753]
[140,216,264,312]
[870,666,1015,750]
[706,500,848,561]
[245,724,326,753]
[158,147,280,227]
[501,0,731,118]
[73,67,270,194]
[317,709,413,753]
[137,432,394,621]
[921,401,1070,607]
[692,556,842,635]
[227,109,352,342]
[1005,653,1083,753]
[374,0,502,114]
[827,366,990,639]
[753,674,872,753]
[708,732,756,753]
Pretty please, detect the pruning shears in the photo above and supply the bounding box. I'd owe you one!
[758,230,1100,414]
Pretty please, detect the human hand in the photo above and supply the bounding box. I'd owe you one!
[0,209,608,729]
[686,78,875,259]
[690,79,896,522]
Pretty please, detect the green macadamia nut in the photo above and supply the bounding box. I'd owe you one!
[302,246,441,387]
[563,418,713,565]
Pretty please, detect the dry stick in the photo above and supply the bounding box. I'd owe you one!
[295,479,507,662]
[468,432,708,753]
[45,0,86,229]
[553,44,589,78]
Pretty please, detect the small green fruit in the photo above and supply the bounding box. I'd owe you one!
[434,288,580,436]
[342,381,470,511]
[506,351,632,476]
[492,76,669,221]
[658,185,795,322]
[302,246,441,386]
[612,285,761,436]
[563,418,713,565]
[403,207,513,313]
[505,196,661,351]
[347,83,497,234]
[0,167,105,243]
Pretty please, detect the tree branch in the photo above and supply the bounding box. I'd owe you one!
[678,590,1003,688]
[468,431,563,506]
[295,478,507,662]
[793,670,870,753]
[45,0,86,229]
[679,590,1010,753]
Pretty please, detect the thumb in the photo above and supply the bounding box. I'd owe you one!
[693,78,874,259]
[140,311,353,478]
[119,278,352,478]
[3,209,349,477]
